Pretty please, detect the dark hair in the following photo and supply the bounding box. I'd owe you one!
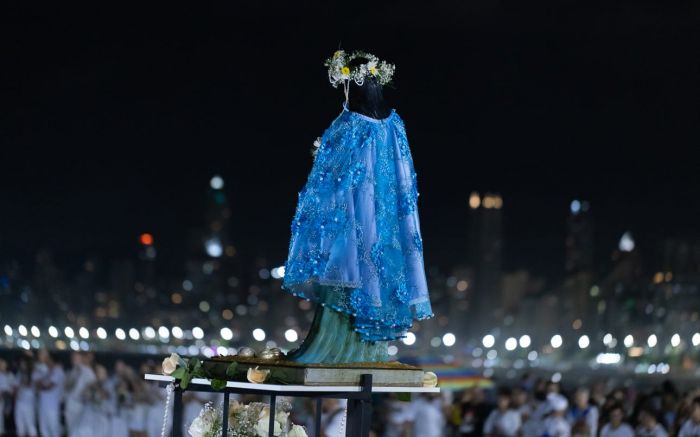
[346,56,391,120]
[692,396,700,407]
[638,405,661,423]
[609,403,625,414]
[498,388,513,397]
[661,380,677,396]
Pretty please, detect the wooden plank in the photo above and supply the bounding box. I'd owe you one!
[303,367,423,387]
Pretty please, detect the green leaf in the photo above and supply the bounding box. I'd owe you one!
[396,393,411,402]
[170,368,186,379]
[194,362,204,376]
[189,357,201,371]
[225,362,238,378]
[180,372,192,390]
[211,379,227,390]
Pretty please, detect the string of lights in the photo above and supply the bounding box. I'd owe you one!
[3,322,699,372]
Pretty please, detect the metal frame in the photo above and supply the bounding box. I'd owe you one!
[145,373,439,437]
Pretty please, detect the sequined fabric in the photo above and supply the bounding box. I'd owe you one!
[283,106,433,341]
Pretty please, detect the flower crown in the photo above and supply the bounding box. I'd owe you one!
[324,50,395,87]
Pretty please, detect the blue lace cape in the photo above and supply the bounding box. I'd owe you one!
[283,106,433,341]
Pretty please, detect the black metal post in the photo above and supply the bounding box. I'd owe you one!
[222,391,230,434]
[345,374,372,437]
[346,398,359,436]
[172,386,183,437]
[359,374,373,436]
[269,394,277,437]
[315,397,323,437]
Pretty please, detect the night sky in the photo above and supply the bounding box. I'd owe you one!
[2,2,699,279]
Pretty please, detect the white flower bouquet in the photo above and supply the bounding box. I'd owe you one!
[188,400,308,437]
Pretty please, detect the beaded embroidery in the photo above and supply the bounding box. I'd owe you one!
[283,108,433,341]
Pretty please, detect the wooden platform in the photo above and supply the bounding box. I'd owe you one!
[203,357,428,387]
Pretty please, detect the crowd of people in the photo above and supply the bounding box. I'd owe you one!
[0,350,356,437]
[0,351,175,437]
[375,377,700,437]
[2,351,700,437]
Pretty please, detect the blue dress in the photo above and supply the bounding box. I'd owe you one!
[283,104,433,341]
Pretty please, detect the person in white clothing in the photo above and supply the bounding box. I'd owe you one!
[36,350,65,437]
[567,388,599,437]
[146,378,172,437]
[484,389,522,437]
[384,393,413,437]
[110,360,133,437]
[64,351,97,437]
[599,404,634,437]
[637,407,668,437]
[678,397,700,437]
[127,363,153,437]
[0,359,15,437]
[523,385,555,437]
[411,393,445,437]
[14,357,38,437]
[541,393,571,437]
[522,398,547,437]
[321,398,346,437]
[512,388,533,424]
[72,365,113,437]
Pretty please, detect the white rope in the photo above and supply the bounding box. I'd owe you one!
[337,406,347,437]
[160,383,174,437]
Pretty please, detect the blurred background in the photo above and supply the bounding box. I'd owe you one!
[1,1,699,436]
